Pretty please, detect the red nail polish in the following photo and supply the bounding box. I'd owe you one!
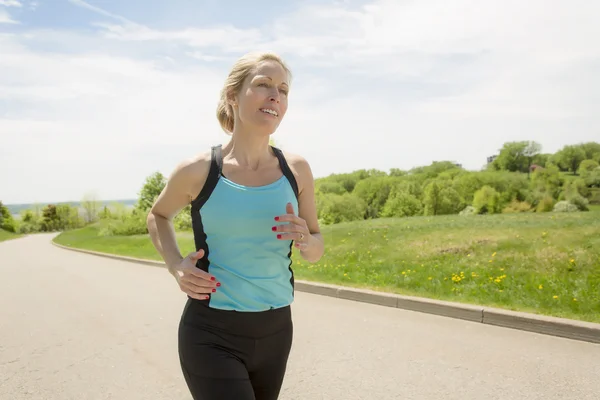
[212,288,216,292]
[216,282,221,287]
[210,277,215,281]
[274,216,280,221]
[277,234,282,239]
[272,226,277,231]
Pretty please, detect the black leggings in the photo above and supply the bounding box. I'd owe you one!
[178,298,293,400]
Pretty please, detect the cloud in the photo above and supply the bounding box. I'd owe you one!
[0,0,22,7]
[0,8,17,23]
[2,0,600,204]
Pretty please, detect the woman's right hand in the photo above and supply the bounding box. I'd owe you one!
[172,250,220,300]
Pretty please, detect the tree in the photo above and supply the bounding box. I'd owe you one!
[423,181,442,216]
[81,192,101,224]
[473,186,501,214]
[578,159,599,175]
[555,145,586,174]
[0,201,16,232]
[580,142,600,162]
[137,172,167,212]
[492,141,541,173]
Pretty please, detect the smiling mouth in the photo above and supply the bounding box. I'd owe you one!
[260,108,278,117]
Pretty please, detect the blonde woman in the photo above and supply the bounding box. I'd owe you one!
[147,52,324,399]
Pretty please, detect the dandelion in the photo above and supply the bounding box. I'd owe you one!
[553,295,558,299]
[428,277,433,281]
[573,298,577,302]
[570,259,575,263]
[492,252,497,257]
[538,284,543,290]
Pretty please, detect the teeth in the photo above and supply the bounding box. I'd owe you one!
[261,108,278,117]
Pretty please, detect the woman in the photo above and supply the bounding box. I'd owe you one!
[147,51,324,400]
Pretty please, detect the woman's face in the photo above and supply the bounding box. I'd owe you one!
[232,60,289,135]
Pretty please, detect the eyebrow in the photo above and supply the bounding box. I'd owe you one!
[257,75,289,87]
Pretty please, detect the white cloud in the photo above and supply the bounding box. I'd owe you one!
[0,8,17,23]
[2,0,600,204]
[0,0,22,7]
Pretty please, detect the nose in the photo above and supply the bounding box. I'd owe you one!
[269,88,280,103]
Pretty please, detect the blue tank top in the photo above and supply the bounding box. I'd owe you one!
[189,145,299,312]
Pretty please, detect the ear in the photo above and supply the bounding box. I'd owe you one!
[226,89,238,108]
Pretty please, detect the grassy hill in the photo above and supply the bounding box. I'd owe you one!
[54,209,600,323]
[0,229,23,242]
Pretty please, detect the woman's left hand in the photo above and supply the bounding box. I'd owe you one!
[273,202,311,250]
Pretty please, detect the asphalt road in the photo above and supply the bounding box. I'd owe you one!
[1,234,599,400]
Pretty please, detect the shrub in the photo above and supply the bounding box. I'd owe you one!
[567,194,589,211]
[174,205,192,230]
[473,186,501,214]
[99,212,148,236]
[536,195,555,212]
[316,193,366,225]
[459,206,476,216]
[315,181,347,195]
[553,201,579,213]
[502,199,532,213]
[381,191,422,218]
[0,201,16,232]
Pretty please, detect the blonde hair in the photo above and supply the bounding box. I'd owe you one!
[216,52,292,134]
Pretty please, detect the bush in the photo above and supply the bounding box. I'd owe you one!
[381,191,422,218]
[99,212,148,236]
[315,181,347,195]
[553,201,579,213]
[536,195,555,212]
[473,186,501,214]
[567,194,589,211]
[174,205,192,230]
[459,206,476,216]
[316,193,366,225]
[502,199,532,213]
[0,201,16,232]
[352,176,395,219]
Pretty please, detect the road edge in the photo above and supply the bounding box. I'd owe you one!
[51,240,600,344]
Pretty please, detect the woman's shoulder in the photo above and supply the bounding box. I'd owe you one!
[278,149,315,194]
[168,150,213,201]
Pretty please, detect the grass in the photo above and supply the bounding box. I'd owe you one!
[54,210,600,323]
[0,229,23,242]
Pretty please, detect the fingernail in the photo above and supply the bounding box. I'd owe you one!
[216,282,221,287]
[272,226,277,231]
[212,288,216,292]
[210,277,215,281]
[274,216,280,221]
[277,234,282,239]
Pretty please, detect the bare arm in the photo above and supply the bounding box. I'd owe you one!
[290,154,324,263]
[147,154,210,276]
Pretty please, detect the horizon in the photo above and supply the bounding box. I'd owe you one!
[2,0,599,204]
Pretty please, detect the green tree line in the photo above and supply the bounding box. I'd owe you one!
[2,140,599,236]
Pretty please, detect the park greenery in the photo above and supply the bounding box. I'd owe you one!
[2,140,600,322]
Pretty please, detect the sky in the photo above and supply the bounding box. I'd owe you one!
[1,0,599,205]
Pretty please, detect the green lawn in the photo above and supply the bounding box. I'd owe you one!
[0,229,23,242]
[54,210,600,323]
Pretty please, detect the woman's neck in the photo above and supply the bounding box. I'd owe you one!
[223,129,273,171]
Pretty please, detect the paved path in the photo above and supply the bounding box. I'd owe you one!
[1,234,599,399]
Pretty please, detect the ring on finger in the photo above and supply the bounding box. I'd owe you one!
[299,233,305,240]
